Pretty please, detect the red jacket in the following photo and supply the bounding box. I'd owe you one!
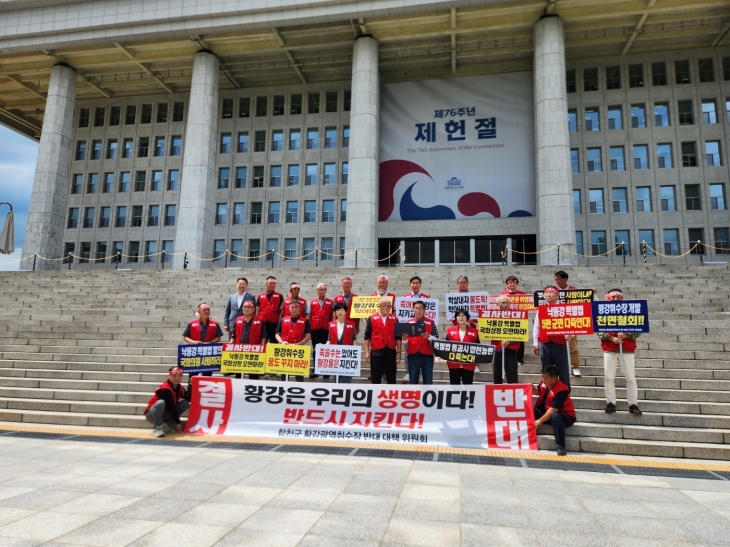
[309,298,334,330]
[601,333,637,353]
[144,380,185,414]
[328,320,356,345]
[493,340,520,351]
[188,319,220,342]
[283,296,307,318]
[445,325,480,370]
[333,292,358,321]
[406,317,435,356]
[279,316,308,344]
[367,313,397,350]
[536,379,576,419]
[500,290,525,295]
[234,315,265,345]
[258,291,283,323]
[538,329,567,346]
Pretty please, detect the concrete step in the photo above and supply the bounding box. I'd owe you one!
[0,408,146,428]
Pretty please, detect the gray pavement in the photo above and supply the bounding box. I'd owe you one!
[0,436,727,546]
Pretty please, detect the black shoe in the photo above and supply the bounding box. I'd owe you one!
[556,446,567,456]
[309,373,319,379]
[629,405,643,415]
[605,402,616,414]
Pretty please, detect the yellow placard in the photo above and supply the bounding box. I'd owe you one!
[477,317,530,342]
[350,295,382,319]
[264,343,311,376]
[220,344,267,374]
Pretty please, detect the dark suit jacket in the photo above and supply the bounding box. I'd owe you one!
[223,292,256,335]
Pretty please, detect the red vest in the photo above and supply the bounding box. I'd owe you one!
[493,339,520,351]
[280,316,307,344]
[601,334,637,353]
[144,380,185,414]
[334,292,358,321]
[258,291,283,323]
[406,317,434,356]
[500,290,525,295]
[445,325,480,370]
[371,292,396,302]
[536,379,576,419]
[328,320,356,345]
[188,319,220,342]
[283,296,307,318]
[234,315,265,345]
[368,313,397,350]
[310,298,334,330]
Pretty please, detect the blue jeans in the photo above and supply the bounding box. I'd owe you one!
[408,353,434,385]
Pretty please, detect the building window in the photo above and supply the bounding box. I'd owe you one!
[170,136,181,156]
[322,200,335,223]
[286,201,298,223]
[405,240,436,264]
[266,239,278,260]
[702,100,717,124]
[289,129,301,150]
[157,103,168,123]
[253,166,264,188]
[714,228,729,254]
[213,240,225,262]
[115,207,127,228]
[585,107,600,131]
[300,238,314,261]
[134,171,146,192]
[173,102,185,122]
[125,105,136,125]
[326,91,338,112]
[254,131,266,152]
[342,162,348,184]
[724,58,730,81]
[110,106,121,126]
[654,103,670,126]
[268,202,280,224]
[588,189,604,214]
[440,239,471,264]
[148,205,159,227]
[301,200,317,224]
[344,90,351,111]
[340,237,346,257]
[256,96,268,117]
[67,208,79,228]
[652,62,667,85]
[323,163,336,185]
[216,203,228,225]
[706,141,722,166]
[678,100,694,125]
[325,127,337,148]
[727,99,730,123]
[233,203,245,225]
[131,206,143,227]
[123,138,134,158]
[566,69,576,93]
[154,136,165,157]
[270,165,282,187]
[305,164,317,186]
[343,126,350,147]
[71,174,82,194]
[103,173,114,193]
[615,230,631,256]
[630,104,646,128]
[239,97,251,118]
[607,106,622,130]
[220,133,231,154]
[675,60,691,84]
[639,229,655,255]
[587,148,602,172]
[141,104,152,124]
[119,172,130,193]
[94,107,105,127]
[142,241,155,263]
[87,173,98,194]
[235,167,246,189]
[96,242,107,262]
[688,232,704,255]
[285,238,297,260]
[583,68,598,91]
[78,108,90,127]
[307,129,319,149]
[660,186,676,211]
[291,94,302,115]
[698,58,714,82]
[657,143,673,168]
[710,184,726,210]
[591,231,607,255]
[150,170,162,192]
[308,92,320,114]
[273,95,285,116]
[107,139,118,159]
[575,232,583,255]
[321,237,334,260]
[78,242,91,264]
[249,239,261,261]
[168,170,179,191]
[573,190,581,214]
[609,146,625,171]
[633,145,649,170]
[250,202,262,224]
[636,187,652,212]
[165,204,176,226]
[685,185,701,211]
[567,109,577,133]
[664,229,680,255]
[237,132,249,153]
[75,141,86,161]
[606,66,620,89]
[628,64,644,87]
[681,142,698,167]
[612,188,628,213]
[341,199,347,222]
[138,137,149,157]
[570,149,579,173]
[221,98,233,119]
[88,140,101,160]
[272,130,284,151]
[287,165,299,186]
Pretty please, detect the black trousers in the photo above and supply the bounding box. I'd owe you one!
[449,368,474,385]
[534,406,575,448]
[310,328,330,377]
[493,349,519,384]
[264,321,278,343]
[517,342,525,363]
[370,348,397,384]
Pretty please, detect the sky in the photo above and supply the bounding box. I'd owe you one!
[0,125,38,271]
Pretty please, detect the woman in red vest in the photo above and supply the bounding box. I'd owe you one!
[326,302,358,383]
[445,308,480,385]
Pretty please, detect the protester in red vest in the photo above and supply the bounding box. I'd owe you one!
[182,302,223,382]
[327,302,357,384]
[144,366,189,438]
[402,300,438,385]
[445,308,480,385]
[371,274,396,303]
[333,277,358,333]
[233,301,267,380]
[598,288,642,415]
[532,286,571,389]
[555,270,583,377]
[533,365,576,456]
[501,275,525,365]
[283,282,308,318]
[492,294,519,384]
[257,276,284,343]
[308,282,334,378]
[275,300,311,382]
[363,296,402,384]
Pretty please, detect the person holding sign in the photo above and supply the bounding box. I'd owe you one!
[334,277,359,333]
[402,300,439,385]
[283,282,308,318]
[363,296,402,384]
[327,302,358,383]
[144,367,189,438]
[598,289,642,416]
[492,295,519,384]
[533,365,576,456]
[257,276,284,343]
[555,270,582,378]
[182,303,223,381]
[308,283,334,378]
[445,308,480,385]
[532,287,571,389]
[233,302,267,379]
[501,276,525,366]
[275,300,311,382]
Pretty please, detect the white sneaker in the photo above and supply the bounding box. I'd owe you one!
[474,366,480,373]
[572,368,582,377]
[154,426,165,437]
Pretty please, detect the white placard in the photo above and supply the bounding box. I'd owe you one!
[314,345,361,377]
[394,297,440,324]
[444,292,490,321]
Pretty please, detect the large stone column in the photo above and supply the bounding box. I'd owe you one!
[20,64,76,270]
[344,36,379,268]
[173,51,218,269]
[534,16,575,265]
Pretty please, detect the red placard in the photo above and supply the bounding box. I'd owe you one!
[537,302,594,336]
[486,294,536,312]
[485,384,538,450]
[185,376,233,435]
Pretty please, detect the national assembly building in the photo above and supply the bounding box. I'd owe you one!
[2,0,729,269]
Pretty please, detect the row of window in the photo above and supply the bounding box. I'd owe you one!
[78,102,185,128]
[219,127,349,154]
[570,100,730,132]
[575,228,730,257]
[567,57,730,93]
[574,184,726,216]
[67,204,175,229]
[74,136,182,161]
[63,241,174,264]
[70,170,180,194]
[570,141,726,173]
[220,91,351,119]
[216,163,348,189]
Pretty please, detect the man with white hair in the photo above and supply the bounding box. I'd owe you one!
[371,274,396,303]
[363,296,402,384]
